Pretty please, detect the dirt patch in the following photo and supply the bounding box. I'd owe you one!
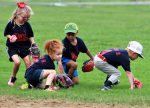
[0,96,148,108]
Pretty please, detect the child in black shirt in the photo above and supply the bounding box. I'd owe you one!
[62,23,93,84]
[4,2,38,86]
[25,39,64,92]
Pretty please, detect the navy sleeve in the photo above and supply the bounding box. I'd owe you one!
[121,58,131,72]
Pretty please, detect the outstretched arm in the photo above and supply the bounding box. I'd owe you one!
[126,71,135,90]
[57,58,64,74]
[86,50,94,60]
[29,37,35,44]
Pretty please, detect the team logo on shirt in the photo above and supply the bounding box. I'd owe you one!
[71,52,78,61]
[14,33,28,42]
[41,59,46,63]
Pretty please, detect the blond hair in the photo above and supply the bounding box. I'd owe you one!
[10,4,34,21]
[44,39,64,56]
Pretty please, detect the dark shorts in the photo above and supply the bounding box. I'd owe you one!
[25,69,44,87]
[62,57,78,77]
[7,47,30,62]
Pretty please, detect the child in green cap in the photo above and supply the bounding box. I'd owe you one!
[62,23,93,84]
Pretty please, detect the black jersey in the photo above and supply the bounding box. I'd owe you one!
[4,20,33,49]
[26,55,55,73]
[25,55,55,87]
[101,48,131,71]
[62,37,88,61]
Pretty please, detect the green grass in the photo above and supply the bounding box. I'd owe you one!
[0,3,150,106]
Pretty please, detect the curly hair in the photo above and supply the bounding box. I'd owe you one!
[44,39,64,56]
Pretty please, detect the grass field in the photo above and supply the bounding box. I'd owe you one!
[0,1,150,107]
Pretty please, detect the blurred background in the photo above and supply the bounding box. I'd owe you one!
[1,0,150,4]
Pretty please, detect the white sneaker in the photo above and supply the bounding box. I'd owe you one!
[8,77,17,86]
[45,86,56,92]
[53,86,60,90]
[101,86,111,91]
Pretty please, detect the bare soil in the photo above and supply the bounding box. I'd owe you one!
[0,96,149,108]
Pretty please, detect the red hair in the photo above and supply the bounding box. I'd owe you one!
[44,39,64,55]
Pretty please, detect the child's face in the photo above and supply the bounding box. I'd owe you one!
[130,52,139,60]
[52,49,62,61]
[66,32,76,42]
[17,11,30,24]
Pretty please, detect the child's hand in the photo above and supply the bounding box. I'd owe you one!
[133,78,143,89]
[9,35,17,43]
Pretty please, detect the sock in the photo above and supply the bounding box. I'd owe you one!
[104,80,112,87]
[104,75,110,84]
[11,77,17,83]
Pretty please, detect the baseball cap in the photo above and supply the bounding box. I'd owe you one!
[64,23,78,34]
[127,41,144,58]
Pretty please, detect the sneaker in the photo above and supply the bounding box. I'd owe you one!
[8,77,17,86]
[53,86,60,90]
[45,86,56,92]
[101,86,111,91]
[20,83,33,90]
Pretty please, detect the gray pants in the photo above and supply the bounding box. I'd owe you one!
[94,55,121,84]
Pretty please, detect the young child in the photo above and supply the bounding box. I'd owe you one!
[62,23,93,84]
[4,2,38,86]
[25,39,64,92]
[94,41,144,91]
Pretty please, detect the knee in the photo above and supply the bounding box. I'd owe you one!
[51,70,56,76]
[70,62,78,69]
[14,60,21,66]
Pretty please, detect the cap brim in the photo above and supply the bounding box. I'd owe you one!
[138,54,144,59]
[65,30,76,34]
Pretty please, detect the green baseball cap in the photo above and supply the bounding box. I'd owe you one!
[64,23,78,34]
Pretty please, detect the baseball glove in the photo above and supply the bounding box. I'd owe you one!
[82,59,94,72]
[54,74,74,88]
[30,43,40,62]
[134,78,143,89]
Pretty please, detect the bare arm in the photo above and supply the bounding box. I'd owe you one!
[6,35,11,39]
[29,37,35,45]
[126,71,135,90]
[57,57,64,74]
[86,50,94,60]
